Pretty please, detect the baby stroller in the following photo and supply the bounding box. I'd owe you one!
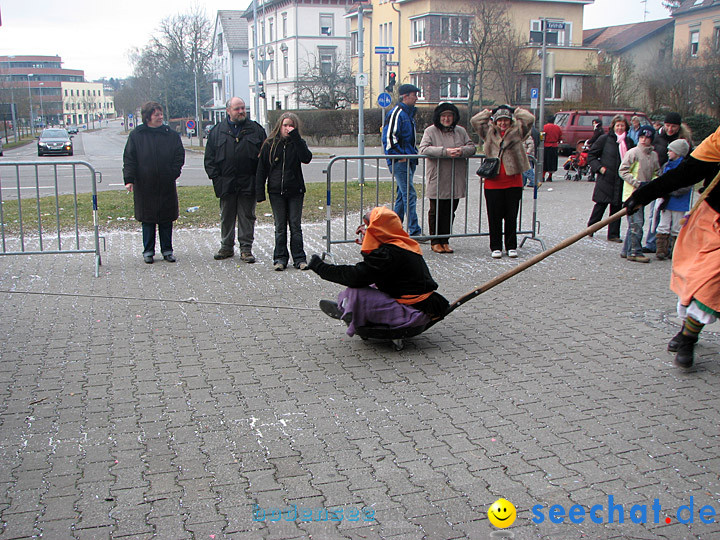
[563,140,590,181]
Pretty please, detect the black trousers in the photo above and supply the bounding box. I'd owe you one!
[587,202,622,239]
[428,198,460,245]
[484,187,522,252]
[142,222,173,256]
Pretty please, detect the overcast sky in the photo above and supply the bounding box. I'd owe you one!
[0,0,672,81]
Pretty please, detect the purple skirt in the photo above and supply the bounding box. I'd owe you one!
[337,287,431,337]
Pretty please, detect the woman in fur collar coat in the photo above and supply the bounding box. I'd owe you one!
[471,105,534,259]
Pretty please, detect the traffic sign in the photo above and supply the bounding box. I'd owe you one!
[374,46,395,55]
[530,88,539,99]
[128,113,133,118]
[356,73,368,87]
[546,21,566,30]
[386,61,399,66]
[186,120,196,130]
[377,92,392,108]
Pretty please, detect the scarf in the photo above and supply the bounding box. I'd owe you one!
[360,207,422,255]
[617,131,628,159]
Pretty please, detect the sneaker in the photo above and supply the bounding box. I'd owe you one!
[240,252,256,264]
[675,341,695,368]
[491,250,502,259]
[319,300,343,320]
[507,249,518,258]
[627,254,650,263]
[214,249,234,260]
[668,330,698,352]
[296,262,309,270]
[274,263,286,271]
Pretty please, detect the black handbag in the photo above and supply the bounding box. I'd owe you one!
[476,143,504,179]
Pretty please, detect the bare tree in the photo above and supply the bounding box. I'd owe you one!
[696,42,720,118]
[415,0,510,118]
[643,55,698,117]
[296,56,356,109]
[488,28,535,105]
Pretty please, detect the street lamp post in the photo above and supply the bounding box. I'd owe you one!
[26,73,34,136]
[38,82,45,127]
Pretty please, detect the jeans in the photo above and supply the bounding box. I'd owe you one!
[483,187,523,252]
[522,168,535,187]
[269,193,306,266]
[219,192,256,252]
[390,160,421,236]
[142,222,173,256]
[623,206,645,256]
[644,203,659,250]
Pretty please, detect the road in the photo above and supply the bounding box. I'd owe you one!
[0,120,396,198]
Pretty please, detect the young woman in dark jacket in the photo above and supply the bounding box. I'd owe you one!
[256,113,313,271]
[586,114,635,242]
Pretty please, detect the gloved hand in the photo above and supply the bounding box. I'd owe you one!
[623,194,641,216]
[308,254,323,271]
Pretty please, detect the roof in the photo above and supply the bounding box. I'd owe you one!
[673,0,720,16]
[583,18,674,53]
[216,10,248,50]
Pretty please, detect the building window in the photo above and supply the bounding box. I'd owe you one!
[714,27,720,51]
[690,30,700,56]
[440,17,470,44]
[318,47,336,75]
[379,22,393,46]
[283,52,289,78]
[351,31,358,55]
[64,90,68,96]
[410,75,424,98]
[530,20,572,46]
[70,89,74,96]
[439,75,468,99]
[320,14,333,36]
[411,19,425,45]
[269,18,274,41]
[282,13,288,38]
[217,33,224,55]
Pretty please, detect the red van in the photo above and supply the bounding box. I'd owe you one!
[553,110,650,155]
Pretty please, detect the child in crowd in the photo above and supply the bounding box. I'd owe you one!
[653,139,691,260]
[619,125,661,263]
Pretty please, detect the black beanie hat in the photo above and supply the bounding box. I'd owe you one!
[664,112,682,125]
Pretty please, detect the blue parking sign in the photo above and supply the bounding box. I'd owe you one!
[530,88,539,99]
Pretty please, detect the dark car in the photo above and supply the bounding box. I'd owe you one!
[37,128,73,157]
[553,110,650,155]
[66,126,79,135]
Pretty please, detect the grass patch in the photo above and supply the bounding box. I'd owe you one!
[0,182,394,235]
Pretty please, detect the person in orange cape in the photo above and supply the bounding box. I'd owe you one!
[308,207,449,336]
[625,125,720,368]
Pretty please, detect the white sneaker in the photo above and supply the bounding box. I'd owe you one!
[507,249,518,258]
[491,250,502,259]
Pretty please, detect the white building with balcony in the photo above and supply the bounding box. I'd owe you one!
[244,0,354,127]
[208,11,251,124]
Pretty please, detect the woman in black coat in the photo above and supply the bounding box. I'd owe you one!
[586,114,634,242]
[123,102,185,263]
[256,112,312,271]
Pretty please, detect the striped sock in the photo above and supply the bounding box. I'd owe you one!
[682,316,704,339]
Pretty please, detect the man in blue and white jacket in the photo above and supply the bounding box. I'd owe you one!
[382,83,422,236]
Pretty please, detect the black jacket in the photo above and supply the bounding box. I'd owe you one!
[122,124,185,223]
[309,244,449,317]
[256,129,312,201]
[588,132,635,205]
[204,118,266,198]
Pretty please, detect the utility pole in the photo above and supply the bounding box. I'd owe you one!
[357,4,365,184]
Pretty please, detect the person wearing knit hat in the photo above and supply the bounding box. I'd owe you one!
[652,138,692,261]
[646,113,693,253]
[624,125,720,368]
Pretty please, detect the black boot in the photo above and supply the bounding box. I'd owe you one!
[319,300,343,320]
[668,330,698,352]
[675,341,695,368]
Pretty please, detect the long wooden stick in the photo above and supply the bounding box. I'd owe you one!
[681,168,720,226]
[446,207,628,314]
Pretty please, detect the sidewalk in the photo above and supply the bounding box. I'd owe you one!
[1,179,719,539]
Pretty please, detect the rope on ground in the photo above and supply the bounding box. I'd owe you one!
[0,289,318,312]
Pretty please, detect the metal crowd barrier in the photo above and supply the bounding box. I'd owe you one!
[323,153,544,256]
[0,160,103,277]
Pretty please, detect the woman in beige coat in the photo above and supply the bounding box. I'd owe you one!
[419,103,476,253]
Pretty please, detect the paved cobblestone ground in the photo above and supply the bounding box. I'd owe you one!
[1,178,720,539]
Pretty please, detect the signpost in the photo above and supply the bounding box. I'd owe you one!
[374,46,395,55]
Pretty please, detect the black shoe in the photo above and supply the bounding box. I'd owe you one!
[607,237,623,243]
[163,254,176,263]
[319,300,343,320]
[675,341,695,368]
[144,254,154,264]
[214,250,234,260]
[642,246,656,253]
[668,330,698,352]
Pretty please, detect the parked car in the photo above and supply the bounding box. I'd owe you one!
[553,110,650,155]
[66,126,79,135]
[37,128,73,157]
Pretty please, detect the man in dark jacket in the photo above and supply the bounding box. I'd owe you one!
[382,83,422,237]
[204,97,267,262]
[123,101,185,264]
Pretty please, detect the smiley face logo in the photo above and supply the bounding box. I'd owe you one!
[488,498,516,528]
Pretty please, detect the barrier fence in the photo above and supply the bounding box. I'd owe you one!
[323,153,545,256]
[0,160,103,277]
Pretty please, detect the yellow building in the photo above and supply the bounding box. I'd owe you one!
[347,0,599,109]
[61,81,115,127]
[672,0,720,58]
